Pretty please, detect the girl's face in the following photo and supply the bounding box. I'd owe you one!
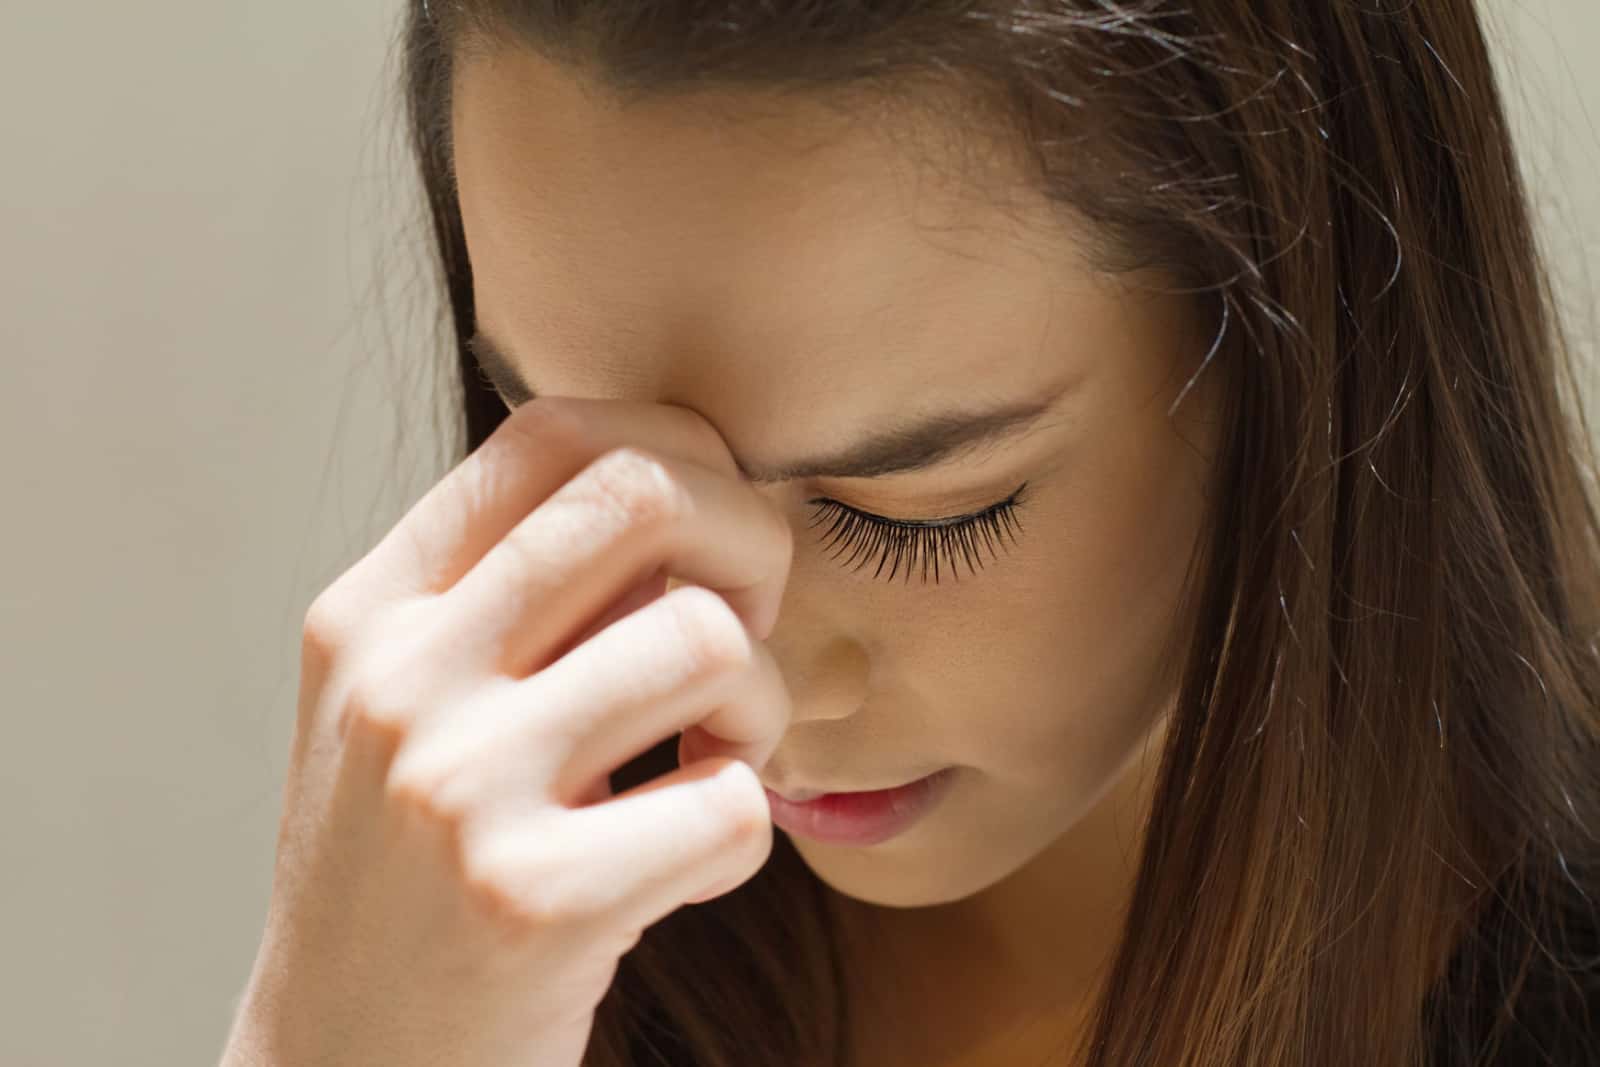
[451,49,1227,910]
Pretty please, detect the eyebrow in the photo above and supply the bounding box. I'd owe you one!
[468,330,1074,486]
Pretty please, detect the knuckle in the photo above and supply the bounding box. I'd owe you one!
[384,752,467,828]
[342,666,423,747]
[661,586,754,680]
[584,447,691,534]
[330,606,453,737]
[384,773,459,838]
[516,882,600,931]
[302,588,354,666]
[460,860,545,936]
[461,835,599,932]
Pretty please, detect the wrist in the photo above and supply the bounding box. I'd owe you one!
[218,948,296,1067]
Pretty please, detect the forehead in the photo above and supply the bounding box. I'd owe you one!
[450,49,1115,429]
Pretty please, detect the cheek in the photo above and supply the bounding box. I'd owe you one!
[904,445,1205,787]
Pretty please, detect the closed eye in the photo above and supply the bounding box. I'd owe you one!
[806,482,1030,585]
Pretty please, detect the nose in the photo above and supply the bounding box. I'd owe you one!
[668,561,867,723]
[769,630,869,725]
[673,613,866,776]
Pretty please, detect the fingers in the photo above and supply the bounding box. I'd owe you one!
[388,584,791,821]
[465,757,773,938]
[532,584,792,805]
[337,397,746,615]
[433,445,792,678]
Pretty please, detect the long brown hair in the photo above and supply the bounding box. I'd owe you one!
[397,2,1600,1064]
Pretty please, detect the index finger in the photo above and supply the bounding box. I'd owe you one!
[344,397,745,606]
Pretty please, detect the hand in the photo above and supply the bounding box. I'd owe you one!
[221,397,794,1067]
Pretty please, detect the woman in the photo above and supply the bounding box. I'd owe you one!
[222,2,1600,1065]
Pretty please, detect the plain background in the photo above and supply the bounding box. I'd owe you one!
[1,4,1594,1064]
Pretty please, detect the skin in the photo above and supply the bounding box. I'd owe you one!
[451,47,1227,1065]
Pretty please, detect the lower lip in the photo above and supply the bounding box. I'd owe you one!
[763,767,958,846]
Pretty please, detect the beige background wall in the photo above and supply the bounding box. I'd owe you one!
[1,4,1594,1064]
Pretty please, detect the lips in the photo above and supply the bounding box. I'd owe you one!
[763,767,958,846]
[768,785,828,803]
[764,773,938,804]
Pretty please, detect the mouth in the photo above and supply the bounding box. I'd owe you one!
[766,785,830,803]
[762,766,959,846]
[762,768,942,804]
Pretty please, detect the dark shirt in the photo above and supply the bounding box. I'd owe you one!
[1426,862,1600,1066]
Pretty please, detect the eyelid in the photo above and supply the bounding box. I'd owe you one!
[805,495,1000,528]
[809,474,1031,524]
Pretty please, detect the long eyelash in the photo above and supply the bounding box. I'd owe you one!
[806,482,1030,586]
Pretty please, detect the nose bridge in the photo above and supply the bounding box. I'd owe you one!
[767,616,871,725]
